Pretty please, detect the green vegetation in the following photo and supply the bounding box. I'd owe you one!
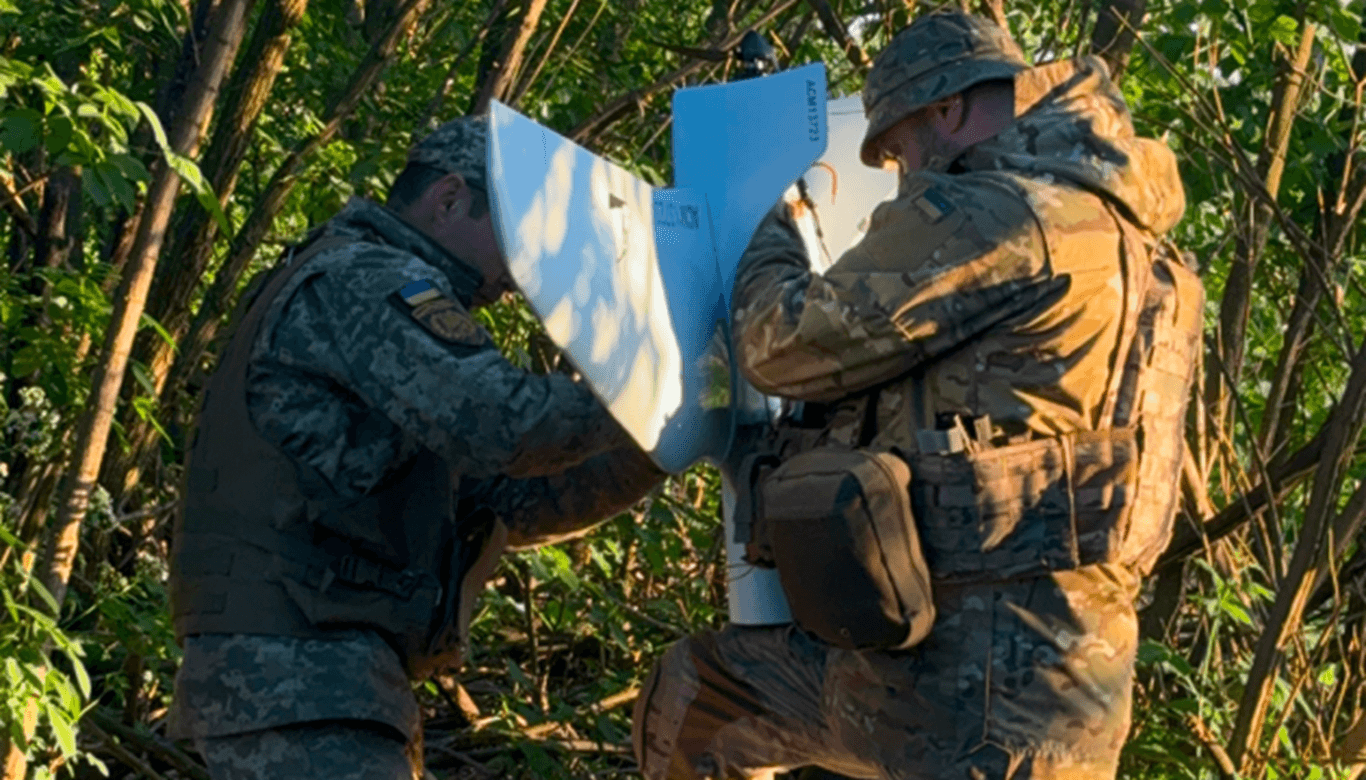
[1,0,1364,778]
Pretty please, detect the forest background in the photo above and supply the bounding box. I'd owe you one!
[0,0,1364,777]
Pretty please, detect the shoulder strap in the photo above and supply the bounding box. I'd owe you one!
[1097,203,1153,428]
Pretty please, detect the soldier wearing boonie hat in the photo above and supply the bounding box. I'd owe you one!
[634,10,1199,780]
[167,110,663,780]
[858,12,1028,166]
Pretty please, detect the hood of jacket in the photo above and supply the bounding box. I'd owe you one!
[959,55,1185,235]
[314,198,485,307]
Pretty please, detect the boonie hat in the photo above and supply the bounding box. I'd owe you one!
[860,12,1028,166]
[407,116,489,192]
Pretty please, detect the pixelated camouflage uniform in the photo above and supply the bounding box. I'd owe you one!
[168,119,662,779]
[633,15,1202,780]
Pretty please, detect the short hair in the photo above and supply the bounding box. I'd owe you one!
[386,162,489,219]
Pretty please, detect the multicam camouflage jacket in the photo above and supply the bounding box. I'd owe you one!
[169,198,661,741]
[734,55,1187,445]
[733,56,1201,580]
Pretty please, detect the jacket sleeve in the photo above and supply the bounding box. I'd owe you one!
[273,255,634,480]
[731,175,1059,403]
[464,434,665,551]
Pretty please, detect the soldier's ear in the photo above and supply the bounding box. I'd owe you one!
[429,172,471,221]
[934,93,966,134]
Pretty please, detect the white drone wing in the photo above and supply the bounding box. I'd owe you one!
[488,102,728,474]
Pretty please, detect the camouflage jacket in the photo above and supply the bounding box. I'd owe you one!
[170,198,661,741]
[733,56,1187,450]
[248,198,659,547]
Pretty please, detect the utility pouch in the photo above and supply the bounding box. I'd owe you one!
[759,448,934,650]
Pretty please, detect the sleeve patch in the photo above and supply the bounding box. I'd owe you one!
[398,280,485,346]
[913,188,955,223]
[400,279,444,305]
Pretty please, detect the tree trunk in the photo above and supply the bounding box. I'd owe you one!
[470,0,551,114]
[1259,16,1366,457]
[106,0,311,506]
[37,0,255,613]
[33,167,81,272]
[1089,0,1146,78]
[4,7,251,780]
[157,0,432,428]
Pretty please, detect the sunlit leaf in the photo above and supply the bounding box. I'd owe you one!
[42,702,76,758]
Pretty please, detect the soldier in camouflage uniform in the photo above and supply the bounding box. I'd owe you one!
[632,12,1202,780]
[167,117,663,779]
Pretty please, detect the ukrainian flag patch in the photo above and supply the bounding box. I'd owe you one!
[913,187,954,223]
[397,279,485,346]
[400,279,443,306]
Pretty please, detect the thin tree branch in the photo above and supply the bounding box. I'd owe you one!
[569,0,802,146]
[471,0,551,114]
[508,0,583,105]
[417,0,511,132]
[1228,335,1366,769]
[804,0,870,70]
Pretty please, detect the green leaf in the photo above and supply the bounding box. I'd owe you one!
[0,0,19,13]
[81,166,111,208]
[132,395,172,446]
[25,575,61,617]
[1269,14,1300,47]
[137,313,176,349]
[1317,663,1337,688]
[107,153,149,183]
[1219,595,1253,626]
[0,523,22,548]
[0,108,42,154]
[45,115,74,154]
[42,702,76,758]
[95,161,137,212]
[167,153,231,234]
[1328,7,1361,41]
[134,101,171,156]
[55,671,81,716]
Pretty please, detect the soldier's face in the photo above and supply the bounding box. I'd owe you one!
[875,94,966,174]
[466,216,512,307]
[417,174,511,306]
[878,111,951,175]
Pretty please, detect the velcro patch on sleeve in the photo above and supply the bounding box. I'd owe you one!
[400,279,443,306]
[398,279,485,346]
[912,187,955,223]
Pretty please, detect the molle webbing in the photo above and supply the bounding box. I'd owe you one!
[906,201,1201,582]
[910,428,1137,581]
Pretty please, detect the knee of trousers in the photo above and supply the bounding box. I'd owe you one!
[633,638,686,779]
[634,636,734,780]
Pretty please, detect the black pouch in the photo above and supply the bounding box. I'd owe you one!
[759,448,934,650]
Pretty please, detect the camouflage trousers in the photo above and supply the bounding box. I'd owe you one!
[632,565,1140,780]
[195,720,419,780]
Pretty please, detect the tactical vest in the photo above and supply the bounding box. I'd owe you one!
[913,184,1201,580]
[767,178,1203,582]
[170,236,506,678]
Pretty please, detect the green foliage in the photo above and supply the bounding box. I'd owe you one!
[0,0,1364,777]
[0,528,101,780]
